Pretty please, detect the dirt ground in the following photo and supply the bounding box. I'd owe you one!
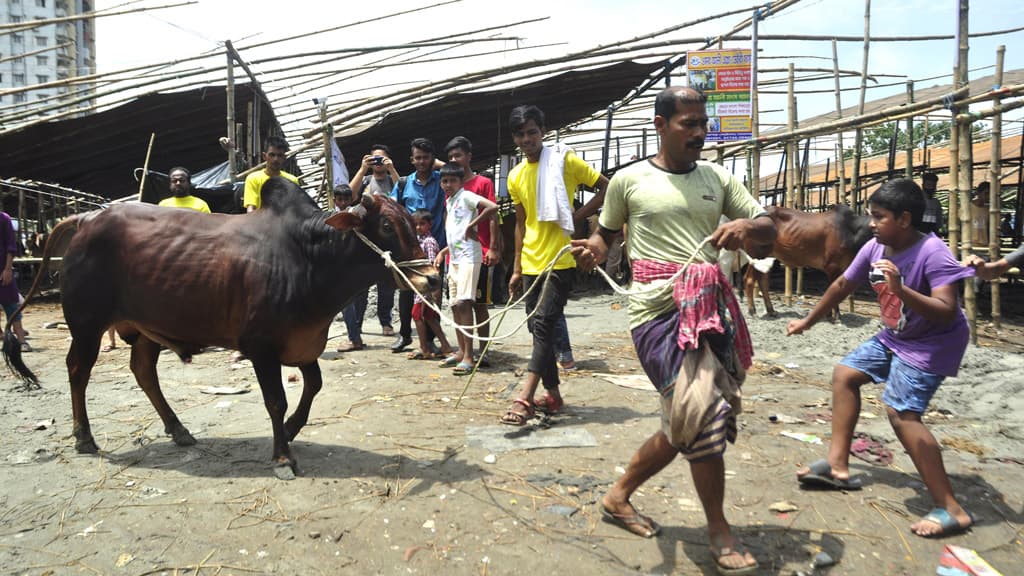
[1,281,1023,575]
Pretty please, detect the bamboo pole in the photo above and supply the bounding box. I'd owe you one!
[137,133,156,202]
[319,99,334,211]
[785,63,796,306]
[850,0,871,214]
[831,38,847,206]
[226,47,237,184]
[956,0,976,343]
[905,81,914,179]
[0,1,196,33]
[751,5,762,200]
[989,45,1004,329]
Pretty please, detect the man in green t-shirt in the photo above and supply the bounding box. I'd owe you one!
[572,87,775,575]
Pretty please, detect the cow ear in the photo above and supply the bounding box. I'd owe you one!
[325,208,364,231]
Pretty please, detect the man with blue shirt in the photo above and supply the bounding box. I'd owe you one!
[390,138,446,352]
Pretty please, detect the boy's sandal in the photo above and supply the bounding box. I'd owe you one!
[452,362,476,376]
[20,342,32,353]
[407,350,436,360]
[101,344,116,353]
[437,355,460,368]
[533,394,565,414]
[500,398,534,426]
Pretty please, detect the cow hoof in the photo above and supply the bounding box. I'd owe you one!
[76,438,99,454]
[169,426,197,446]
[273,462,297,481]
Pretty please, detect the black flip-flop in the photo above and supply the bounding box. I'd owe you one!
[599,503,661,538]
[798,459,863,490]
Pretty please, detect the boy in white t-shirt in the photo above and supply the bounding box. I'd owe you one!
[434,163,498,375]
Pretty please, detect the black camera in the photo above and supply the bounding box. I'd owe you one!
[372,156,384,165]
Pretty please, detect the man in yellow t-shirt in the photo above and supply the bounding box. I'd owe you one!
[158,167,211,213]
[243,135,299,212]
[500,104,608,426]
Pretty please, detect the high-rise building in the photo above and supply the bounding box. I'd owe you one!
[1,0,95,116]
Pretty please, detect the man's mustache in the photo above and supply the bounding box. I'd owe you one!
[687,139,705,149]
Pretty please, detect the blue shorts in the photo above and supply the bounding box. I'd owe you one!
[839,336,945,414]
[2,301,22,323]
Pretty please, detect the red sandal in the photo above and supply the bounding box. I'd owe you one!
[500,398,535,426]
[533,394,565,414]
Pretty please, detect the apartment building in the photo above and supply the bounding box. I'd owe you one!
[1,0,95,115]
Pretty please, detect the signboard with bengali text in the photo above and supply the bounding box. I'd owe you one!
[686,49,752,142]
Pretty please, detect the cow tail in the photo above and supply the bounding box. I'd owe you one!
[2,214,82,387]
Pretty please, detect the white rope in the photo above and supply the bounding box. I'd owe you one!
[353,230,714,343]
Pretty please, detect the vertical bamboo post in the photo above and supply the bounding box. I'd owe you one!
[317,98,334,210]
[751,7,762,201]
[785,63,796,306]
[831,38,847,206]
[956,0,976,343]
[949,108,960,254]
[905,81,915,179]
[989,44,1004,328]
[226,46,237,183]
[17,189,25,250]
[850,0,871,214]
[137,132,156,202]
[601,105,614,174]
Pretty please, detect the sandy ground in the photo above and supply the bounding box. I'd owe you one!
[1,282,1023,575]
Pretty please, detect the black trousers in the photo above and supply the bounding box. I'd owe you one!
[523,269,573,390]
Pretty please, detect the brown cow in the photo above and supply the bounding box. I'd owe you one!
[2,178,439,479]
[743,205,871,319]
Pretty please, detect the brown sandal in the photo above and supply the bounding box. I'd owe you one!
[500,398,535,426]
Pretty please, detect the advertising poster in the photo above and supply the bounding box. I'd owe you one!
[686,49,752,142]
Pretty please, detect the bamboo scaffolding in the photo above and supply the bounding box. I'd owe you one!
[0,1,196,34]
[0,41,73,65]
[0,36,518,101]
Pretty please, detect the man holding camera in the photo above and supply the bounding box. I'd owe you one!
[348,144,401,337]
[351,144,401,197]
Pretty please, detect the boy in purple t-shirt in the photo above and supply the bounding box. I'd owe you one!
[787,178,976,538]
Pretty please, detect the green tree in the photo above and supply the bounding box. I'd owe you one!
[843,121,981,159]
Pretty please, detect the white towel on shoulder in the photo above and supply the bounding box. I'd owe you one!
[535,143,575,236]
